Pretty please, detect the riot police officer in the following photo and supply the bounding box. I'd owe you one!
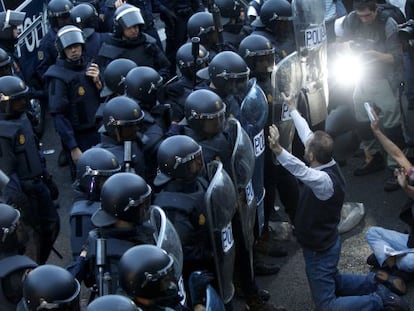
[100,58,137,100]
[250,0,296,62]
[45,25,102,179]
[95,58,137,127]
[0,203,38,310]
[70,3,110,59]
[118,244,184,310]
[70,172,154,295]
[97,4,171,82]
[124,66,169,184]
[0,10,25,75]
[153,135,212,280]
[187,12,223,60]
[158,0,204,76]
[182,89,232,171]
[17,264,81,311]
[95,95,146,177]
[0,75,60,265]
[215,0,247,50]
[197,50,250,118]
[239,34,298,259]
[70,147,122,258]
[87,294,142,311]
[163,41,210,123]
[35,0,74,80]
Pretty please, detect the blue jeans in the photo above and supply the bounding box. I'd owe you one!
[303,238,383,311]
[366,226,414,272]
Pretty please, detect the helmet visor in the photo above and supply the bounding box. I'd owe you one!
[122,185,152,224]
[117,7,144,29]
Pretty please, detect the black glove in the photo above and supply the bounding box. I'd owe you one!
[160,5,177,28]
[188,270,215,306]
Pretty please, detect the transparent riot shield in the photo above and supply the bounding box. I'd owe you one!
[240,78,269,237]
[150,205,186,304]
[292,0,328,126]
[226,117,256,276]
[205,160,237,304]
[226,117,255,191]
[271,51,301,165]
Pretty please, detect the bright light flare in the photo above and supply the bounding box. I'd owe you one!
[330,53,363,86]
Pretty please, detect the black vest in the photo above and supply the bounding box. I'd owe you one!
[295,164,346,251]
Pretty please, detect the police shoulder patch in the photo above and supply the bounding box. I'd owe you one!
[78,86,85,96]
[198,214,206,226]
[18,134,25,145]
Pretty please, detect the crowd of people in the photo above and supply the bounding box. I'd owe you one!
[1,0,414,310]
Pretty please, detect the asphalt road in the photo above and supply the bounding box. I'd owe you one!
[40,113,414,310]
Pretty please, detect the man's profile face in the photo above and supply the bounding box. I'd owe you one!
[122,24,140,40]
[356,7,377,25]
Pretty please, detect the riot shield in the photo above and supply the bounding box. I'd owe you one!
[240,78,268,237]
[226,117,256,250]
[292,0,328,126]
[149,205,186,304]
[271,51,301,165]
[205,160,237,304]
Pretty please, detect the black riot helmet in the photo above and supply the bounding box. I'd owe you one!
[101,58,137,98]
[0,48,12,76]
[0,10,25,42]
[70,3,99,38]
[198,51,250,97]
[102,95,144,141]
[154,135,204,186]
[91,173,152,227]
[260,0,293,36]
[22,264,81,311]
[119,245,180,306]
[176,41,209,79]
[55,25,85,59]
[215,0,243,24]
[0,75,29,116]
[239,34,275,76]
[113,4,145,38]
[47,0,73,29]
[87,295,141,311]
[125,66,163,111]
[187,12,215,45]
[75,147,121,199]
[185,89,226,137]
[0,203,26,254]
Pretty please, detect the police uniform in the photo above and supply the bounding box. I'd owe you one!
[70,194,101,259]
[74,225,154,293]
[97,33,171,82]
[159,0,204,75]
[45,58,101,159]
[35,29,59,83]
[95,132,146,178]
[0,113,60,265]
[153,177,213,280]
